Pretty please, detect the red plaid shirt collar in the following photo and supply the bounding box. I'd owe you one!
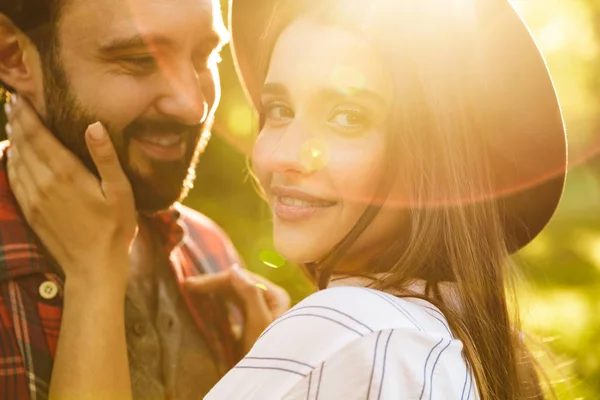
[152,206,186,254]
[0,142,56,281]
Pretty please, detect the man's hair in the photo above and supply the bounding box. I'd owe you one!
[0,0,58,35]
[0,0,62,106]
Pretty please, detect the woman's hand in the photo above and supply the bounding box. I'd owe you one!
[185,265,291,354]
[4,96,137,289]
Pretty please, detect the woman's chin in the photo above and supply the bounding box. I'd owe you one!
[273,240,327,266]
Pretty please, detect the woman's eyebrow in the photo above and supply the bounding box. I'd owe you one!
[261,83,387,109]
[261,82,290,98]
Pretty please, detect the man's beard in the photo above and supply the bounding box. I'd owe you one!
[40,51,210,213]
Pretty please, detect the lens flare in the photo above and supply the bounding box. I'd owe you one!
[259,249,286,269]
[300,137,330,172]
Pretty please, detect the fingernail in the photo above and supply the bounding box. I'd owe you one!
[10,93,17,105]
[231,264,251,283]
[184,276,204,284]
[5,123,12,138]
[255,283,268,291]
[3,103,11,117]
[87,122,105,141]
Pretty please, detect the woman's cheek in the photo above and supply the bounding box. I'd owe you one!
[329,140,386,206]
[252,134,273,189]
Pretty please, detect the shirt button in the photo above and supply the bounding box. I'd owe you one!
[39,281,59,300]
[133,323,146,336]
[158,314,175,332]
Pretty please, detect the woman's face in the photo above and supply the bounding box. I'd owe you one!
[253,17,402,264]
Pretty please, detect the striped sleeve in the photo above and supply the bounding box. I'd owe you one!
[203,287,479,400]
[282,328,475,400]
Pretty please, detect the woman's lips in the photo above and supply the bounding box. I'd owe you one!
[271,186,337,222]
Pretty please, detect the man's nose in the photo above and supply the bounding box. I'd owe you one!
[155,64,216,125]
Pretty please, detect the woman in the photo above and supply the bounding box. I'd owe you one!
[203,0,565,398]
[5,0,567,398]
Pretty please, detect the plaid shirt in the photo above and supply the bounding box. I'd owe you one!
[0,141,243,400]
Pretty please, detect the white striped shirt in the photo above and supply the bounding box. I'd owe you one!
[204,285,479,399]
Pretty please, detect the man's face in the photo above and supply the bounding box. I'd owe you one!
[42,0,227,212]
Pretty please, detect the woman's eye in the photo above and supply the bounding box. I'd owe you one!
[264,103,294,122]
[327,109,370,132]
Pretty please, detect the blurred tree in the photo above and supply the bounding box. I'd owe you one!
[513,0,600,397]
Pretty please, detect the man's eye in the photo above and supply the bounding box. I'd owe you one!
[121,56,157,69]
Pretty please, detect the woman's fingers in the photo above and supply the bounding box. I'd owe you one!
[229,267,271,308]
[184,270,237,294]
[185,267,265,304]
[3,97,136,286]
[7,144,45,226]
[236,270,291,318]
[7,145,29,211]
[5,97,131,208]
[184,265,290,318]
[7,145,69,260]
[7,96,78,173]
[84,122,131,200]
[184,266,275,354]
[5,105,54,187]
[6,96,83,197]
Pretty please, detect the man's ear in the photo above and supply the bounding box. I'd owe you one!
[0,14,44,104]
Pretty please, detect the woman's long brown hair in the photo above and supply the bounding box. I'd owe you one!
[255,1,550,398]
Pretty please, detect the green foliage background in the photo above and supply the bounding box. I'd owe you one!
[1,0,599,397]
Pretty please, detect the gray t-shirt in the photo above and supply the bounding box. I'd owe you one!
[125,221,222,399]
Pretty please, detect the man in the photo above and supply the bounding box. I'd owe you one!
[0,0,290,399]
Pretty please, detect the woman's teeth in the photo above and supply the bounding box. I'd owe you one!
[278,196,334,208]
